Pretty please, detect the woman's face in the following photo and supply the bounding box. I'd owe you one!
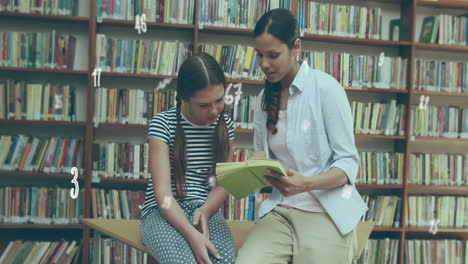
[183,84,225,126]
[255,32,296,83]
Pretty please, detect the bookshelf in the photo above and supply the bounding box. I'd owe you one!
[1,0,468,263]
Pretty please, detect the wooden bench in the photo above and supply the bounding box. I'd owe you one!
[83,218,374,261]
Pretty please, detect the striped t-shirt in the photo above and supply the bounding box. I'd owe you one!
[140,107,235,219]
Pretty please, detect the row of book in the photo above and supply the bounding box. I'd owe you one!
[0,135,85,173]
[410,153,468,186]
[413,59,468,93]
[97,0,195,25]
[0,80,77,121]
[199,44,264,80]
[351,100,406,136]
[354,238,399,264]
[91,189,145,220]
[0,0,77,16]
[93,87,176,126]
[221,192,271,221]
[406,196,468,228]
[356,152,404,185]
[297,1,382,39]
[92,143,149,179]
[198,0,291,29]
[96,34,192,76]
[0,31,76,69]
[420,15,468,46]
[411,106,468,138]
[405,239,468,264]
[0,187,83,225]
[225,95,257,129]
[361,195,401,227]
[90,233,149,264]
[0,240,81,264]
[299,51,408,90]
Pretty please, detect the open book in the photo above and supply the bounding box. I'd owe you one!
[216,159,287,200]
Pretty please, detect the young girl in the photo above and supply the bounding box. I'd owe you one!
[140,53,236,264]
[236,9,368,264]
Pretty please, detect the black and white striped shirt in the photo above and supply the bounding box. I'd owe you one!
[141,107,235,219]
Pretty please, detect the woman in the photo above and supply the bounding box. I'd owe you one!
[140,53,236,264]
[236,9,368,264]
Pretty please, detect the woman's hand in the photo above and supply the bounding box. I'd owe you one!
[187,230,220,264]
[265,168,309,197]
[192,206,211,238]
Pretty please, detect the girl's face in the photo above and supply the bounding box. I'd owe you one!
[255,32,298,83]
[183,84,225,126]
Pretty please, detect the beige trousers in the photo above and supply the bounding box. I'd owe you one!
[235,206,357,264]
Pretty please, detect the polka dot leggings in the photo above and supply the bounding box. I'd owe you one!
[140,200,236,264]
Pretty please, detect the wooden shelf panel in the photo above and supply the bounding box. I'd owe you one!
[0,11,89,22]
[355,134,406,139]
[0,66,88,75]
[411,90,468,97]
[100,19,195,30]
[407,185,468,195]
[0,120,87,126]
[96,123,148,129]
[0,224,83,229]
[345,87,408,93]
[100,72,177,79]
[417,0,468,9]
[302,33,412,47]
[199,26,254,35]
[373,227,402,232]
[415,42,468,52]
[94,177,148,185]
[413,136,468,142]
[0,170,85,181]
[405,227,468,233]
[357,184,404,189]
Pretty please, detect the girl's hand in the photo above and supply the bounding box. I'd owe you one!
[193,206,210,238]
[187,231,220,264]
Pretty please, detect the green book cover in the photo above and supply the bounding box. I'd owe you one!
[216,159,286,200]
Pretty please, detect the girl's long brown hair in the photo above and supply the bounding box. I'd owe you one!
[173,52,230,199]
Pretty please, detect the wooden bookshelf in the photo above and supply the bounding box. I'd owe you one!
[417,0,468,9]
[1,0,467,263]
[0,11,89,23]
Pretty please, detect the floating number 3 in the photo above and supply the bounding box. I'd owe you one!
[70,167,79,199]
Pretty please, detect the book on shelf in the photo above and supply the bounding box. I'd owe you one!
[92,142,149,180]
[297,1,382,39]
[198,0,291,29]
[0,0,78,16]
[351,100,406,136]
[300,51,408,90]
[91,189,145,220]
[0,135,85,174]
[410,153,468,185]
[216,159,286,200]
[0,186,83,225]
[389,18,403,41]
[419,16,439,43]
[96,34,192,76]
[411,105,468,138]
[353,238,399,264]
[407,196,468,228]
[413,59,468,93]
[97,0,195,25]
[0,80,77,121]
[90,232,149,264]
[357,152,404,185]
[405,239,467,264]
[361,195,401,228]
[0,240,81,264]
[93,87,176,126]
[419,14,468,45]
[0,31,76,69]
